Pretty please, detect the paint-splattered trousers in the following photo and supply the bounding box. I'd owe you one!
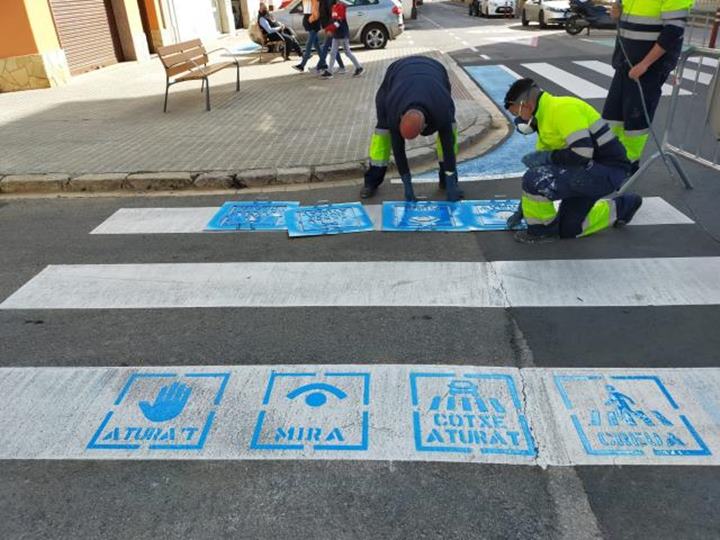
[521,161,636,238]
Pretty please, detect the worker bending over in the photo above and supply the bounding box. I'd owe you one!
[504,78,643,244]
[361,56,462,202]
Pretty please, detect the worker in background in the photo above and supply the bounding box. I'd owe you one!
[603,0,694,172]
[504,78,643,243]
[360,56,463,202]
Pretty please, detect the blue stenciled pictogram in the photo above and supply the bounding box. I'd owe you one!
[554,374,711,457]
[250,371,370,451]
[463,199,527,231]
[206,201,300,231]
[87,372,230,452]
[410,372,536,456]
[287,383,348,407]
[382,201,470,232]
[139,381,192,422]
[285,203,374,237]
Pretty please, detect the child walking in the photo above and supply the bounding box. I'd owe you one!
[321,1,363,79]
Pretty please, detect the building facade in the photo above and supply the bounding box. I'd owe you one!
[0,0,236,93]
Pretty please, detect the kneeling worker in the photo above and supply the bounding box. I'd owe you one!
[504,78,643,243]
[361,56,462,202]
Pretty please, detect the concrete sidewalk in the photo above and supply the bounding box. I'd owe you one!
[0,35,496,195]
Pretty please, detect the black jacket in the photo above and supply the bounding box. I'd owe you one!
[319,0,334,28]
[375,56,457,176]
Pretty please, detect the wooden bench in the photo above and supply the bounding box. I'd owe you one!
[157,39,240,112]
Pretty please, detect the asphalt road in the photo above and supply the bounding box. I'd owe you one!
[2,2,720,538]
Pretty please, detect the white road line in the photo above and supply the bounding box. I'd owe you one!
[573,60,691,96]
[2,257,719,310]
[677,66,713,85]
[497,64,522,79]
[688,56,719,69]
[89,198,692,234]
[0,364,717,466]
[419,14,444,30]
[92,207,219,234]
[522,62,608,99]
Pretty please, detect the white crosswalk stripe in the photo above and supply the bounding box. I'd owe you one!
[521,62,608,99]
[88,198,693,234]
[2,257,718,310]
[488,59,716,99]
[1,364,718,465]
[689,56,719,69]
[572,60,691,96]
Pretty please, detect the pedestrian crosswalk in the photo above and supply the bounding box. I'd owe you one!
[1,197,720,467]
[1,188,720,468]
[472,57,714,100]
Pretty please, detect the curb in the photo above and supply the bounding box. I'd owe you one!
[0,51,503,197]
[0,121,493,196]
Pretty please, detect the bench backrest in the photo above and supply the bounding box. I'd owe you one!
[157,39,208,78]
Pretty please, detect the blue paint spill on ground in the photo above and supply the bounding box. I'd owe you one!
[415,65,536,183]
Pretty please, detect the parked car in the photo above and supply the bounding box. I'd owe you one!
[478,0,516,17]
[521,0,570,27]
[268,0,404,50]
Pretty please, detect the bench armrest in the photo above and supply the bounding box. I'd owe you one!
[206,47,240,66]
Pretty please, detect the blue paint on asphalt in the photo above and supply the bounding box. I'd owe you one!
[415,65,536,183]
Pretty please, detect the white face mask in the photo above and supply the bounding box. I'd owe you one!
[513,100,537,135]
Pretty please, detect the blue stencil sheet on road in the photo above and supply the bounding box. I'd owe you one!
[382,201,470,232]
[286,203,374,237]
[463,199,526,231]
[413,65,536,183]
[206,201,300,231]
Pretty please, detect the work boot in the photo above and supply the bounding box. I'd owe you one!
[506,206,524,229]
[360,185,377,199]
[614,194,643,228]
[513,230,558,244]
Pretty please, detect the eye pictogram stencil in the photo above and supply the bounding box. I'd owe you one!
[250,371,370,452]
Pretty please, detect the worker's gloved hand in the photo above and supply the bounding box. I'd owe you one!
[521,151,553,169]
[506,203,524,230]
[444,171,464,202]
[401,173,417,202]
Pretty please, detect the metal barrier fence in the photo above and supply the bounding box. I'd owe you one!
[685,5,720,48]
[620,46,720,193]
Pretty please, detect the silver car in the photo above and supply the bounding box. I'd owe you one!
[521,0,570,27]
[273,0,404,49]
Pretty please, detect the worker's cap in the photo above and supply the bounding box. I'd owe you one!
[504,78,539,110]
[399,109,425,140]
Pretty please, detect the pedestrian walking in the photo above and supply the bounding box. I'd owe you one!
[320,0,364,79]
[504,78,643,244]
[293,0,322,72]
[361,56,462,202]
[314,0,345,74]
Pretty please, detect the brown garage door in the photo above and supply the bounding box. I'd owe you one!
[49,0,123,75]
